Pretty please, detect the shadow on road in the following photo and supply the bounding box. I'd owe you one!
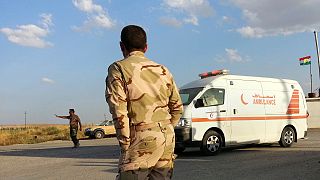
[79,134,117,140]
[176,143,276,158]
[172,139,320,180]
[0,144,119,159]
[76,160,119,174]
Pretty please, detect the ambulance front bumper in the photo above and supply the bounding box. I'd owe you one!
[174,127,198,148]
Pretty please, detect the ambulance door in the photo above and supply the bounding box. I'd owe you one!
[261,82,295,142]
[228,79,266,144]
[191,87,231,142]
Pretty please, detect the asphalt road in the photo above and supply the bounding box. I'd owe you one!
[0,129,319,180]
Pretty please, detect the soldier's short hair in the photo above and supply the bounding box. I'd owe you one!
[121,25,147,52]
[69,109,75,113]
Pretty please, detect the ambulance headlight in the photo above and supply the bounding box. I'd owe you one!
[177,118,191,127]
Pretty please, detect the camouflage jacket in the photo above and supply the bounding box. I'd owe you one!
[105,51,183,150]
[67,114,81,128]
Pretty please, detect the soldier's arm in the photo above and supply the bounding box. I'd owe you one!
[55,115,70,119]
[105,63,130,151]
[78,116,82,131]
[168,76,183,127]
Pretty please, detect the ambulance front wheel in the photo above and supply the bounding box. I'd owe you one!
[200,130,222,156]
[279,126,295,147]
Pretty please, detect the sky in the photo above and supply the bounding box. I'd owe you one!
[1,0,320,125]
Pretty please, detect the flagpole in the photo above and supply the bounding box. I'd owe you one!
[310,62,312,93]
[314,31,320,92]
[300,56,314,97]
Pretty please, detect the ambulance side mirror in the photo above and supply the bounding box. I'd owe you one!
[194,98,204,108]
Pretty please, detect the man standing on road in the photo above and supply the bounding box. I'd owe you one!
[106,25,183,179]
[55,109,82,148]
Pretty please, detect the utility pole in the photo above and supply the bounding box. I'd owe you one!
[104,113,107,121]
[24,111,27,129]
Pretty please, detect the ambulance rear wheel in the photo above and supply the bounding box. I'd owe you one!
[279,127,295,147]
[200,130,222,156]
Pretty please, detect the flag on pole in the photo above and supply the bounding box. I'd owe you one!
[299,56,311,65]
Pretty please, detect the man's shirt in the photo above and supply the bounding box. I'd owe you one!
[67,114,81,128]
[106,51,183,149]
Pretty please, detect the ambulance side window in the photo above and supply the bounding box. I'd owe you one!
[200,88,225,107]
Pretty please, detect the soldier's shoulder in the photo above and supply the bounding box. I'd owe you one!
[107,60,124,72]
[159,63,173,76]
[108,59,122,67]
[146,59,166,68]
[72,114,78,118]
[143,59,173,76]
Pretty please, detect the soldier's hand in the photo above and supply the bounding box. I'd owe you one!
[79,127,82,131]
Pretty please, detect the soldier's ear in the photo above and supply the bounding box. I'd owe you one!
[120,41,126,52]
[143,44,148,53]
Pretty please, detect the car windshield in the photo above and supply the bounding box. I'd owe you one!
[99,121,113,126]
[180,87,203,105]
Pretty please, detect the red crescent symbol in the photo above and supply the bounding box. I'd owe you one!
[241,94,248,105]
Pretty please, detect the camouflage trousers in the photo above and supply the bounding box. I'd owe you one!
[117,168,173,180]
[117,123,175,180]
[70,127,79,146]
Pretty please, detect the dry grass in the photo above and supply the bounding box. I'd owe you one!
[0,124,87,146]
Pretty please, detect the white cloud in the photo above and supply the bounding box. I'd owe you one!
[160,17,183,28]
[215,48,250,63]
[164,0,214,17]
[73,0,103,13]
[0,14,53,48]
[222,16,231,23]
[162,0,214,26]
[218,16,236,27]
[225,48,246,62]
[72,0,115,31]
[41,77,55,84]
[40,13,53,29]
[229,0,320,38]
[236,26,265,38]
[183,15,198,26]
[191,29,200,34]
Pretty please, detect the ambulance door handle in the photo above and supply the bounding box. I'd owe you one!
[233,109,237,114]
[220,110,226,112]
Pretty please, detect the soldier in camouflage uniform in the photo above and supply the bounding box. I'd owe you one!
[55,109,82,148]
[106,25,183,179]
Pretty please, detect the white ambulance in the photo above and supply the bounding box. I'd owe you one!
[175,70,308,155]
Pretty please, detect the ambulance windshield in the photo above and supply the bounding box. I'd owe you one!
[180,87,203,105]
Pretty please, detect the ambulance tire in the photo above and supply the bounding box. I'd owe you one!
[279,127,295,147]
[200,130,222,156]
